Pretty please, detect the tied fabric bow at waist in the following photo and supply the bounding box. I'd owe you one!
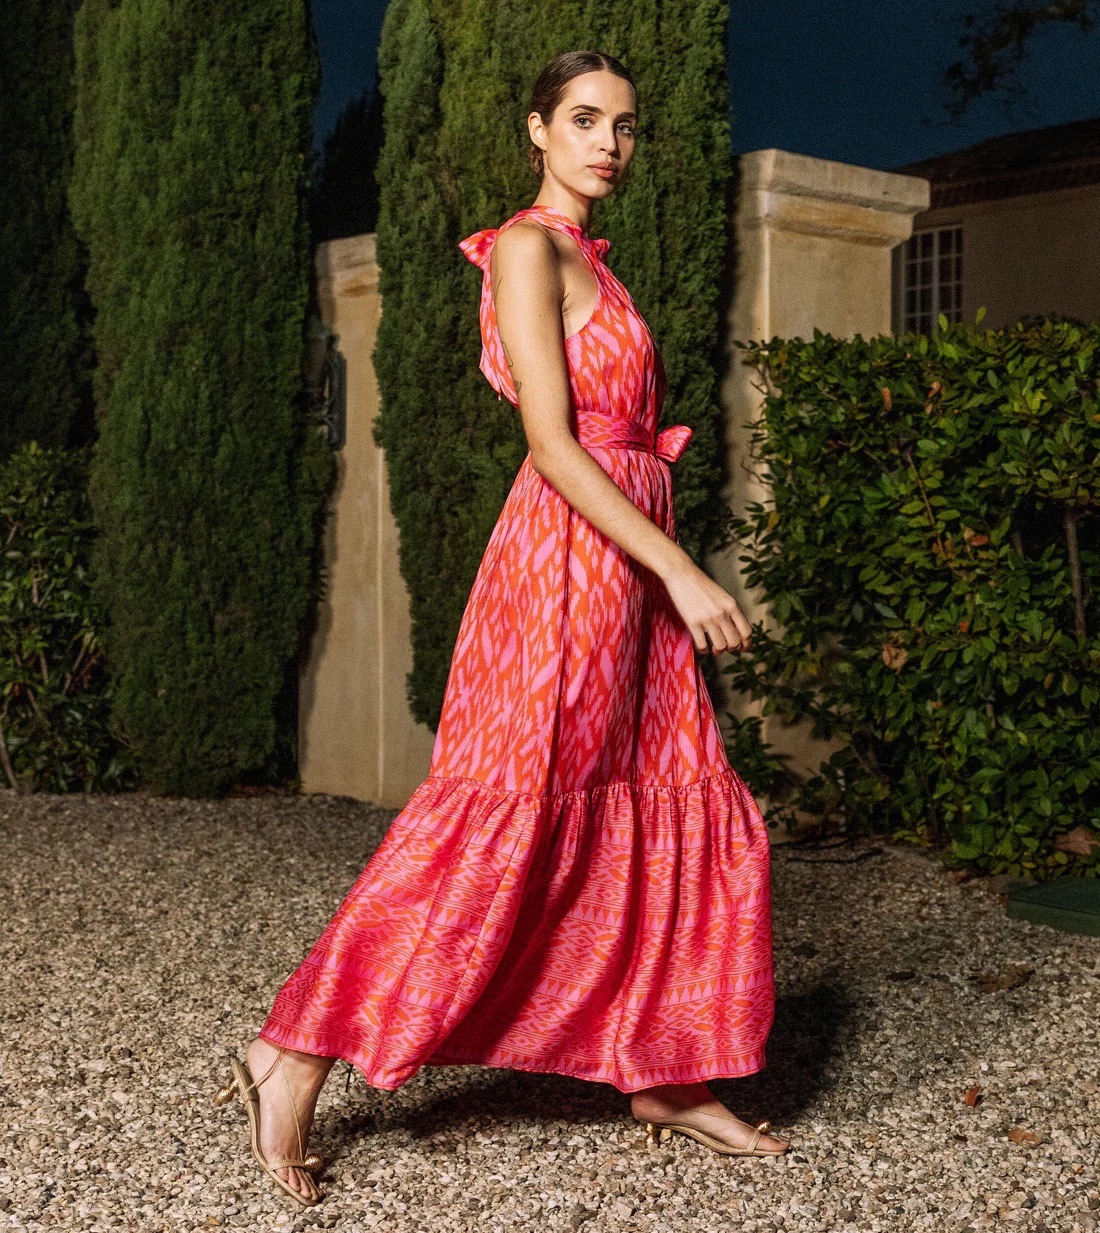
[575,413,693,463]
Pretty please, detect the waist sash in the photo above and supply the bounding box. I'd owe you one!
[574,412,693,463]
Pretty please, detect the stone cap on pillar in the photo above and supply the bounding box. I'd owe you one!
[315,233,379,295]
[737,148,931,246]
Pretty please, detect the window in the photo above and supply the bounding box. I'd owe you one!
[895,226,963,335]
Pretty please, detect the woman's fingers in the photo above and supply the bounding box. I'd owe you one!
[732,606,753,644]
[700,608,752,654]
[664,563,752,654]
[715,611,744,652]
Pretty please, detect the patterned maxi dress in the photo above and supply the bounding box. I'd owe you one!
[258,202,776,1093]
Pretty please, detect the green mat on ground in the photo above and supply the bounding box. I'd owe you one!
[1006,878,1100,938]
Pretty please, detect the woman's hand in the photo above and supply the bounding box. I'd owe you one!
[661,558,753,654]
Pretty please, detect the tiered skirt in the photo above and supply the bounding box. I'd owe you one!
[259,766,774,1092]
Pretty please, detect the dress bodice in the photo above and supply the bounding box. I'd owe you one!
[458,204,692,464]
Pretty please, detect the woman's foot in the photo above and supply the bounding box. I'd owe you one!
[630,1081,790,1153]
[244,1037,335,1203]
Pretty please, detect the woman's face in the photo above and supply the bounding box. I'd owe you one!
[530,69,637,199]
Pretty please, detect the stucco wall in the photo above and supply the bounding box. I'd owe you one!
[904,183,1100,329]
[297,234,438,806]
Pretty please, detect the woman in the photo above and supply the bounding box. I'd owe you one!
[215,48,791,1208]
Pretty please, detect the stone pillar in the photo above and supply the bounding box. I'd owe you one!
[707,149,930,776]
[297,235,437,808]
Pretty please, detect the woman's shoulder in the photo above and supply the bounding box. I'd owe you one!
[493,215,559,263]
[458,210,558,273]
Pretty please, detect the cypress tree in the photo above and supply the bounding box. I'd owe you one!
[0,0,94,462]
[69,0,333,796]
[373,0,466,728]
[374,0,735,729]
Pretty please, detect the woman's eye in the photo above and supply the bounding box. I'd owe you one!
[575,116,635,137]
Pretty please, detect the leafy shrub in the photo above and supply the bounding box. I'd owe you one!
[721,711,798,805]
[724,314,1100,878]
[0,441,136,792]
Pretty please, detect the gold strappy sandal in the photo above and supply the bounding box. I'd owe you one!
[213,1047,326,1207]
[638,1114,790,1157]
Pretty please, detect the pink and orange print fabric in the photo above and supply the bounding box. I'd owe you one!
[259,204,776,1092]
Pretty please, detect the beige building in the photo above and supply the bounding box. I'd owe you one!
[299,149,934,807]
[888,114,1100,333]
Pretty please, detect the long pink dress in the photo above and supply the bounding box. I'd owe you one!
[258,203,776,1093]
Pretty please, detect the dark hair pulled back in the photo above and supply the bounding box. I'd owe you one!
[527,50,635,179]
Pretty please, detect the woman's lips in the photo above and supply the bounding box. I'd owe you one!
[589,165,617,180]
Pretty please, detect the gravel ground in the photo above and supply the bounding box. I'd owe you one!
[0,785,1097,1233]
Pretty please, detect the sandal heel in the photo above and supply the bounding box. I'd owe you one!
[212,1075,238,1106]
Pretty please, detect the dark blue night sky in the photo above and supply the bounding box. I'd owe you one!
[311,0,1100,171]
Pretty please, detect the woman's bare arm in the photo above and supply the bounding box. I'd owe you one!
[489,222,750,654]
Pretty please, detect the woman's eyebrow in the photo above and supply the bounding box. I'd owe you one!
[568,103,638,121]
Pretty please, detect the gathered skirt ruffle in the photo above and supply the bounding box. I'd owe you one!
[259,766,775,1093]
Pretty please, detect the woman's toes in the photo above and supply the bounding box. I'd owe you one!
[279,1165,313,1198]
[751,1126,790,1152]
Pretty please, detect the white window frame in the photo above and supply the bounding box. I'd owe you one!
[894,225,963,335]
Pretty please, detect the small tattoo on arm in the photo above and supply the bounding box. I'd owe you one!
[501,339,521,393]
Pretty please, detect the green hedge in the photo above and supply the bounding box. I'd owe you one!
[0,442,136,792]
[724,314,1100,878]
